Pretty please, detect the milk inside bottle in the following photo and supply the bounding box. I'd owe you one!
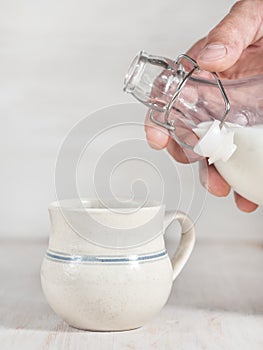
[194,122,263,205]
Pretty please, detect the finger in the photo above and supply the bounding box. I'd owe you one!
[199,159,231,196]
[145,110,192,162]
[186,38,207,60]
[144,111,170,150]
[197,0,263,72]
[234,192,258,213]
[166,138,191,163]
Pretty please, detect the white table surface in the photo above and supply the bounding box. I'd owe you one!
[1,200,263,350]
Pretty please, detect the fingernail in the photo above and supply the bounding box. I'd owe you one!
[198,44,227,62]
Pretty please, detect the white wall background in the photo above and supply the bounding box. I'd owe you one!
[0,0,262,239]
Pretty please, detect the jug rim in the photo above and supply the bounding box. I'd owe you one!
[49,198,165,212]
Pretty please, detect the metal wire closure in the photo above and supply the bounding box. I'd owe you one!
[149,54,231,149]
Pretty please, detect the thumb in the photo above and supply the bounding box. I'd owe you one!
[197,0,263,72]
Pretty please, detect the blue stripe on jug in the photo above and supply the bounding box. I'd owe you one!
[46,249,167,264]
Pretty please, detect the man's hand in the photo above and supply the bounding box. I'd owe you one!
[145,0,263,212]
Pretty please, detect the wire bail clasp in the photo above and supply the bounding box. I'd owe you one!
[124,51,231,150]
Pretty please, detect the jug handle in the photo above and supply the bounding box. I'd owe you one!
[164,211,195,281]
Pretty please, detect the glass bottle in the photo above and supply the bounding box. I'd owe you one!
[124,51,263,206]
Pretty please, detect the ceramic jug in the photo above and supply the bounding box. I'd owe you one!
[41,199,195,331]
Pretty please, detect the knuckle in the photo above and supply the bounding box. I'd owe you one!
[231,0,263,13]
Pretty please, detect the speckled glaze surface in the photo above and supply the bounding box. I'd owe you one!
[41,200,195,331]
